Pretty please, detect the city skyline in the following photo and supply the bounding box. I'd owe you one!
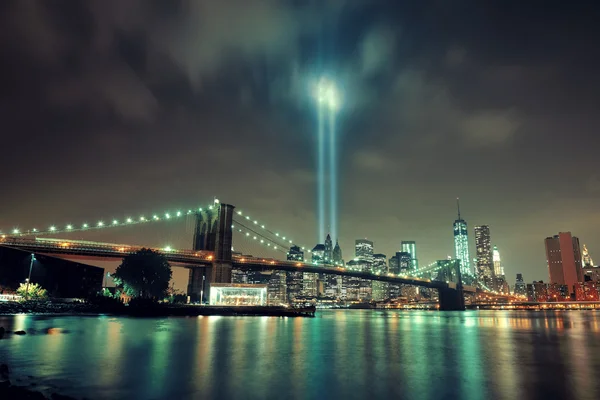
[1,2,600,283]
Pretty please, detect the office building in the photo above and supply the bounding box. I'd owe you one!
[582,244,594,267]
[267,271,287,305]
[514,273,527,296]
[527,282,549,302]
[286,245,304,302]
[575,282,600,301]
[545,232,584,293]
[453,199,471,276]
[401,241,418,270]
[332,240,343,265]
[389,252,412,275]
[372,253,389,301]
[493,246,504,277]
[345,258,371,301]
[324,234,333,264]
[583,266,600,282]
[474,225,494,282]
[355,239,374,260]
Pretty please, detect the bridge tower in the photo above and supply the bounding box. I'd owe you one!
[437,259,465,311]
[187,203,235,303]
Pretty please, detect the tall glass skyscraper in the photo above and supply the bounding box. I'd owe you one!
[401,241,418,270]
[474,225,493,282]
[453,199,471,276]
[286,245,305,302]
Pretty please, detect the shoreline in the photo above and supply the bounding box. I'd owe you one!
[0,301,316,318]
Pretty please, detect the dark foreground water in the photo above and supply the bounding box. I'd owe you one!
[1,310,600,400]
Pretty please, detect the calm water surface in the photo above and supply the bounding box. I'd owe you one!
[1,310,599,400]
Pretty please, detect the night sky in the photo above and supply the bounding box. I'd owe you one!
[2,1,600,285]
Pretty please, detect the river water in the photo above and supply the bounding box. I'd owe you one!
[1,310,599,400]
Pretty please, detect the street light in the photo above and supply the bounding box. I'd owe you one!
[25,253,36,301]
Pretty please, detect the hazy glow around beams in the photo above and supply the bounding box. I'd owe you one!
[317,101,326,242]
[314,78,342,111]
[329,106,338,240]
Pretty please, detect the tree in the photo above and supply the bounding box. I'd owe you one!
[17,282,47,299]
[112,248,172,299]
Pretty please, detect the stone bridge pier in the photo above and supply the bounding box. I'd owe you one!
[187,203,234,303]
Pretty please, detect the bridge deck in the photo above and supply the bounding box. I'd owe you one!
[1,237,465,290]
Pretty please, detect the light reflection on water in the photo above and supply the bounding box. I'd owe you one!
[0,311,600,400]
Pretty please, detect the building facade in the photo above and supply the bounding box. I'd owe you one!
[493,245,504,277]
[453,200,472,276]
[545,232,584,293]
[286,245,304,302]
[401,241,418,270]
[474,225,493,283]
[514,273,527,296]
[371,253,389,301]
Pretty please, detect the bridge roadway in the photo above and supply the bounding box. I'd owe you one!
[0,236,476,292]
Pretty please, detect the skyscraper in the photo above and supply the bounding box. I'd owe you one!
[401,241,418,270]
[453,198,471,276]
[493,245,504,277]
[371,253,388,301]
[545,232,584,294]
[514,273,526,296]
[355,239,374,260]
[324,234,333,263]
[332,240,343,265]
[474,225,493,282]
[286,245,304,302]
[582,244,594,267]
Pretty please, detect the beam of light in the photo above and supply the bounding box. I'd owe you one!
[317,101,326,243]
[328,106,337,241]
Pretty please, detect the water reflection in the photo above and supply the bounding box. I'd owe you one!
[0,311,599,399]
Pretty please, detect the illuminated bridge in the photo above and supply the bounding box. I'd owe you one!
[1,200,483,310]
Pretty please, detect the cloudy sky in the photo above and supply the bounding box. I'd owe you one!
[1,0,599,284]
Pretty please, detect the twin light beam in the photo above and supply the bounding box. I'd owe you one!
[314,78,341,243]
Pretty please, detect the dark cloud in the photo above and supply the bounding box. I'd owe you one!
[1,0,600,287]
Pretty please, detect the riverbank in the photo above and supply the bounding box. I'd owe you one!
[0,301,315,318]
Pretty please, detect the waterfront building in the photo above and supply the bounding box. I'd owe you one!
[453,199,472,276]
[401,241,418,270]
[345,259,371,301]
[372,253,389,301]
[526,282,549,302]
[209,283,267,306]
[545,232,584,293]
[474,225,494,283]
[575,282,600,301]
[267,271,287,305]
[286,245,304,302]
[514,273,527,296]
[546,283,570,301]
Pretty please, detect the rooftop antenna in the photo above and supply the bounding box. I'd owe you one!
[456,197,461,220]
